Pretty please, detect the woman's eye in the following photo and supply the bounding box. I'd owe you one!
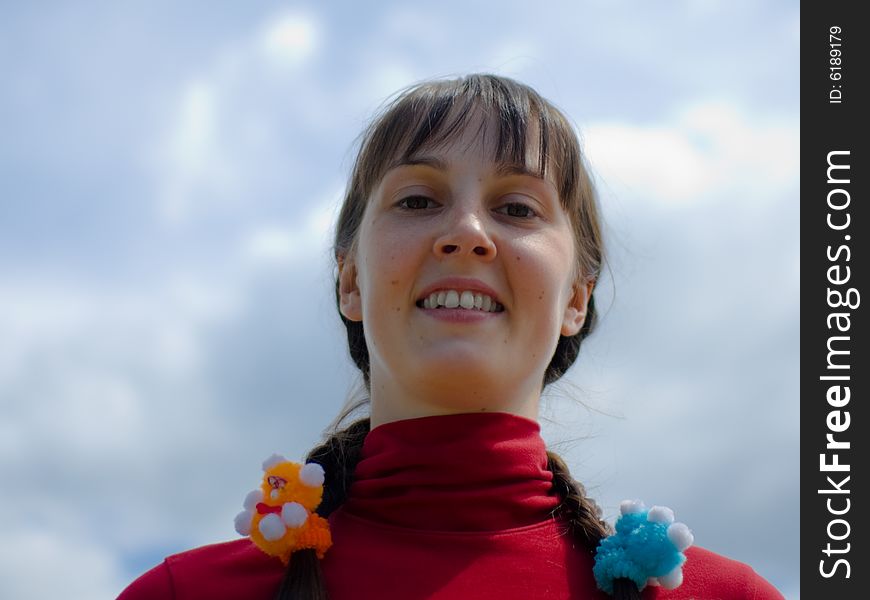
[397,195,436,210]
[496,202,537,219]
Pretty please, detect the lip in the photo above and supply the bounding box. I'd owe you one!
[415,277,504,306]
[417,306,502,323]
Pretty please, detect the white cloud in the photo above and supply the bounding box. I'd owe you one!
[242,183,341,266]
[47,367,145,451]
[584,101,798,207]
[683,0,721,17]
[173,82,218,169]
[159,80,235,225]
[677,101,798,187]
[244,227,298,262]
[354,61,423,111]
[0,288,88,388]
[0,275,247,476]
[0,529,124,600]
[0,278,240,389]
[585,121,715,204]
[259,12,320,66]
[485,40,541,76]
[0,274,255,570]
[788,12,800,43]
[152,11,326,226]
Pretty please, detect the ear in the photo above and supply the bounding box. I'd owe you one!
[338,254,363,322]
[560,278,595,337]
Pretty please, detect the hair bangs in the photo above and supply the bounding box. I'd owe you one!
[358,76,571,204]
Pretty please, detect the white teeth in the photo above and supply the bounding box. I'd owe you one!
[420,289,502,312]
[444,290,460,308]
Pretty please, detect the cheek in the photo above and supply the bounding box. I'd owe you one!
[358,220,423,314]
[510,235,576,313]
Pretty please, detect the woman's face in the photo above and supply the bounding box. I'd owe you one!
[339,111,593,420]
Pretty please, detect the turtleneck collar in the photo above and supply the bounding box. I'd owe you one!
[339,411,561,532]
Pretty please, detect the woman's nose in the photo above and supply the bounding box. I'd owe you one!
[433,207,497,259]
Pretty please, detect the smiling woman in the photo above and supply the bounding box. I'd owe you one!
[118,73,784,600]
[338,106,592,427]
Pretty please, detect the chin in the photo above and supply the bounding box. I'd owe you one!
[411,355,507,389]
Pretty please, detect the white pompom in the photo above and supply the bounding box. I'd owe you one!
[667,522,694,551]
[262,454,287,471]
[620,499,646,515]
[234,510,253,536]
[647,505,675,524]
[281,502,308,527]
[658,567,683,590]
[299,463,325,487]
[243,489,263,510]
[258,513,286,541]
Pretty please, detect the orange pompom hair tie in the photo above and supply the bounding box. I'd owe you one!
[233,454,332,564]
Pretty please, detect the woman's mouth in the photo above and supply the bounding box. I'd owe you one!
[415,290,505,323]
[414,289,505,313]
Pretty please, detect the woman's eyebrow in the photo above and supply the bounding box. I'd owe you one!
[494,162,543,180]
[389,155,543,180]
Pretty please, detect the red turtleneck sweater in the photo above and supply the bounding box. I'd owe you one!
[118,412,783,599]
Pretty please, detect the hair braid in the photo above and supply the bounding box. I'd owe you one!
[274,417,371,600]
[547,451,642,600]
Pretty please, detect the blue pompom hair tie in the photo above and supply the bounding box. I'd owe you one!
[593,500,694,594]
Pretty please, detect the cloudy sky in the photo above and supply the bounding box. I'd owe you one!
[0,1,799,598]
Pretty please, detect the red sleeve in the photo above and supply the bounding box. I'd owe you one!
[116,540,282,599]
[116,561,175,600]
[648,547,785,600]
[748,568,785,600]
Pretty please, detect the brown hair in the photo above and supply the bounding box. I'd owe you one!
[275,73,639,599]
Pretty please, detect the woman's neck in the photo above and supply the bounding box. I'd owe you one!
[367,366,541,428]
